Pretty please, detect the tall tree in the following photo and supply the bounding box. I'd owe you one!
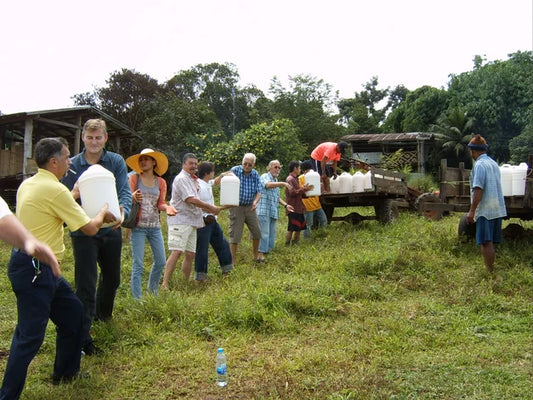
[431,107,474,167]
[338,76,390,133]
[447,51,533,162]
[140,93,223,177]
[165,63,255,138]
[381,85,411,133]
[383,85,449,133]
[269,74,344,151]
[509,104,533,163]
[73,68,162,132]
[387,85,410,112]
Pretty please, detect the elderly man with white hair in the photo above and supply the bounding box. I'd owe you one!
[256,160,293,262]
[228,153,263,264]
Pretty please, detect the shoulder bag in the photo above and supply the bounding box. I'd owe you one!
[122,174,140,229]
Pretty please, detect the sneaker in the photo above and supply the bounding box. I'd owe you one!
[52,371,90,385]
[81,342,102,356]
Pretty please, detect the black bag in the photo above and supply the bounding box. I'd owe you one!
[122,174,140,229]
[122,201,140,229]
[203,215,216,225]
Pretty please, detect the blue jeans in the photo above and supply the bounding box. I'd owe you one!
[258,214,277,253]
[303,208,327,238]
[194,222,233,280]
[71,229,122,347]
[0,250,83,400]
[130,227,166,298]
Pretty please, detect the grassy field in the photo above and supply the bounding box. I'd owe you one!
[0,209,531,399]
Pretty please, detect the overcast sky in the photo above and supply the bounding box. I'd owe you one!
[0,0,531,114]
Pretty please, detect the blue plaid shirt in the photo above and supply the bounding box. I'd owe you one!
[230,165,262,206]
[470,153,507,221]
[257,172,280,219]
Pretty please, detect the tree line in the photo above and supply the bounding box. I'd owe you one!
[72,51,533,177]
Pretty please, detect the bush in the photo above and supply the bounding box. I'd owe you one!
[203,118,307,171]
[407,172,438,192]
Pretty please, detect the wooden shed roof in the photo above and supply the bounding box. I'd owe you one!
[0,106,140,143]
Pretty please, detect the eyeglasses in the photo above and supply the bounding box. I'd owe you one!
[272,166,281,169]
[243,162,254,167]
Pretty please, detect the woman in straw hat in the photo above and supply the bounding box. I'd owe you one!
[125,149,177,299]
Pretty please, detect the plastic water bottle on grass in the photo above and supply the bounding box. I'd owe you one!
[216,348,227,387]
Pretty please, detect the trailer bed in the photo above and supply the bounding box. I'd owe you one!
[320,168,408,224]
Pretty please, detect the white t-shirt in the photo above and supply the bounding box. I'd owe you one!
[198,178,215,218]
[0,196,12,220]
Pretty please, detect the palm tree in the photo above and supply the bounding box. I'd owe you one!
[431,107,474,167]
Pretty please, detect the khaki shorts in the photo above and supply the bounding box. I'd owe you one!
[228,205,261,243]
[168,224,197,252]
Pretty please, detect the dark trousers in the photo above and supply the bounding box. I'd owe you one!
[311,159,333,177]
[71,229,121,346]
[0,251,83,400]
[195,222,233,278]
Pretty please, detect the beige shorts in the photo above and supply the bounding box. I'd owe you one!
[168,224,197,253]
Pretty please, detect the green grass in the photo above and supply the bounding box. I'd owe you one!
[0,210,531,399]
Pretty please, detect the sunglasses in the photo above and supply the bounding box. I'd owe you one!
[243,162,254,167]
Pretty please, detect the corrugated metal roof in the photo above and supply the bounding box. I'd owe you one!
[341,132,433,143]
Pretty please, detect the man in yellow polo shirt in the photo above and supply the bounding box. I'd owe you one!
[0,195,57,270]
[0,137,112,400]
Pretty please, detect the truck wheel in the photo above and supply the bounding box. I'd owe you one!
[322,205,334,224]
[374,199,396,224]
[415,193,443,221]
[458,213,476,239]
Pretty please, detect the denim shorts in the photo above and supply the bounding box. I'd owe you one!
[476,217,502,245]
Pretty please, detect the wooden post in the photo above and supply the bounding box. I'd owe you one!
[74,114,82,154]
[458,162,466,196]
[23,118,33,179]
[417,139,424,173]
[439,159,447,202]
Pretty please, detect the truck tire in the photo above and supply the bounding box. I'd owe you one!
[374,199,396,224]
[458,213,476,239]
[415,193,443,220]
[322,205,334,224]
